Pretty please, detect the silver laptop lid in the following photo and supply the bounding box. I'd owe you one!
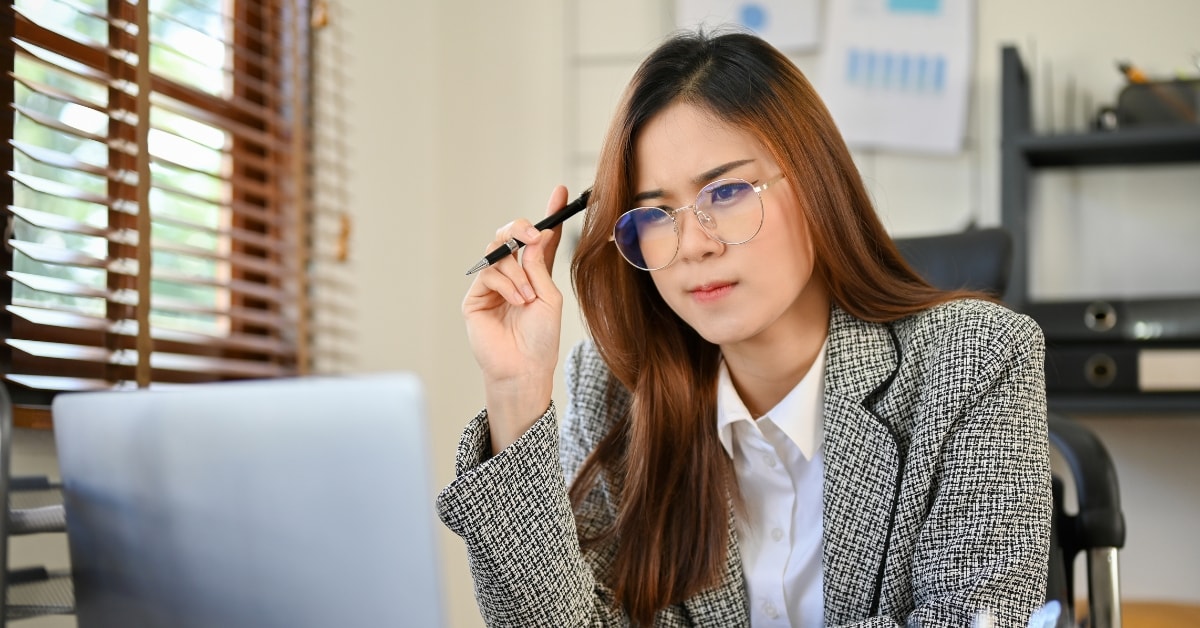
[52,373,444,628]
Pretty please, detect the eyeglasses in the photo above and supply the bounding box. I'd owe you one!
[611,174,784,271]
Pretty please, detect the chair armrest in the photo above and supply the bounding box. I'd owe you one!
[1048,413,1126,549]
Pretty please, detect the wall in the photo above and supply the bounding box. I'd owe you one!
[337,2,568,627]
[277,0,1200,624]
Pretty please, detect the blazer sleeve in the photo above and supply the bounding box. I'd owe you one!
[434,343,632,627]
[902,314,1052,627]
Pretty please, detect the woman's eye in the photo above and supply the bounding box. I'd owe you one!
[643,209,673,225]
[707,182,747,205]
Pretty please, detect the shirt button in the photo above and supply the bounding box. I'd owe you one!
[771,527,784,542]
[762,454,777,468]
[763,601,779,619]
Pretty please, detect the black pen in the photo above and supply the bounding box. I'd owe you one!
[465,188,593,275]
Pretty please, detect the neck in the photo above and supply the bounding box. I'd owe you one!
[722,283,831,418]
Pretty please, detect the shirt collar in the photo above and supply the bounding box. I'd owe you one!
[716,340,828,461]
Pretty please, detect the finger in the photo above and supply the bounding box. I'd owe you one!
[462,272,508,315]
[480,221,541,305]
[540,186,569,273]
[491,218,541,262]
[473,258,535,306]
[522,231,561,305]
[493,218,540,246]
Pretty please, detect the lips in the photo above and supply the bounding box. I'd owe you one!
[689,281,735,303]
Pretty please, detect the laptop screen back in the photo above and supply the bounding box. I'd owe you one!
[52,373,444,628]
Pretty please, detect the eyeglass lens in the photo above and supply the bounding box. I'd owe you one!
[613,178,764,271]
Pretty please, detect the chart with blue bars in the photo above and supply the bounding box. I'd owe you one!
[818,0,970,152]
[845,49,947,93]
[842,0,946,94]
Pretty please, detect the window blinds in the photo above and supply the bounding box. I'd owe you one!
[2,0,314,418]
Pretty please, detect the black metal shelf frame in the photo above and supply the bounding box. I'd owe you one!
[1015,127,1200,167]
[999,45,1200,414]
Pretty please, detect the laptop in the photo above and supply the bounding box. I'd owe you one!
[52,373,445,628]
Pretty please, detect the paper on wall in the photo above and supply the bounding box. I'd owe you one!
[816,0,975,154]
[675,0,821,51]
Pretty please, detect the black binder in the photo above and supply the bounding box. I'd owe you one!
[1045,342,1200,393]
[1045,344,1139,392]
[1025,298,1200,343]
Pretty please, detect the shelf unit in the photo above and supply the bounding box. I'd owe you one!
[1000,45,1200,415]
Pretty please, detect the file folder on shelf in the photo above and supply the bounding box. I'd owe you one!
[1045,343,1200,393]
[1025,298,1200,343]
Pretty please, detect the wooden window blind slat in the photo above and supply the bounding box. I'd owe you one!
[151,302,288,331]
[149,212,287,253]
[8,338,130,364]
[9,300,292,355]
[13,272,288,331]
[152,271,289,304]
[150,91,283,151]
[10,73,110,118]
[7,205,111,238]
[147,34,276,96]
[152,240,285,279]
[6,374,121,392]
[12,248,291,304]
[6,312,297,368]
[11,239,288,304]
[151,0,272,48]
[151,80,282,138]
[147,10,272,64]
[11,139,112,177]
[151,152,278,202]
[8,304,110,331]
[9,238,111,268]
[9,268,133,303]
[11,104,125,155]
[9,270,129,302]
[77,203,290,254]
[7,338,287,378]
[12,8,124,78]
[148,353,286,378]
[11,170,113,205]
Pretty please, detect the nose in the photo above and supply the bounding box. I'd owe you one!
[674,206,723,264]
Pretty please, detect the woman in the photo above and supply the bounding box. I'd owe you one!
[438,31,1050,627]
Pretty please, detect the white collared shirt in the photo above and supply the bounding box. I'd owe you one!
[717,342,827,627]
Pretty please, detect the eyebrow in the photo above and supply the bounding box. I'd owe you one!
[631,159,757,204]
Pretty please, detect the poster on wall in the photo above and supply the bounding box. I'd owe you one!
[817,0,975,154]
[675,0,821,51]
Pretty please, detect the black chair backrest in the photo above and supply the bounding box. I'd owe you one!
[893,227,1013,296]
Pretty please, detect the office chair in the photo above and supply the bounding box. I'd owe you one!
[894,227,1126,628]
[0,383,74,625]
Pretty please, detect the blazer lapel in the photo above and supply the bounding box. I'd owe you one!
[820,306,902,623]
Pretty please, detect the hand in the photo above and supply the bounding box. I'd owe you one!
[462,186,568,452]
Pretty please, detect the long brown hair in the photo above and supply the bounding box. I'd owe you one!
[569,30,977,624]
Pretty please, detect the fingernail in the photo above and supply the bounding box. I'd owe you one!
[520,285,536,302]
[523,227,540,241]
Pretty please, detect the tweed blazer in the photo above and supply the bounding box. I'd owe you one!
[437,299,1051,627]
